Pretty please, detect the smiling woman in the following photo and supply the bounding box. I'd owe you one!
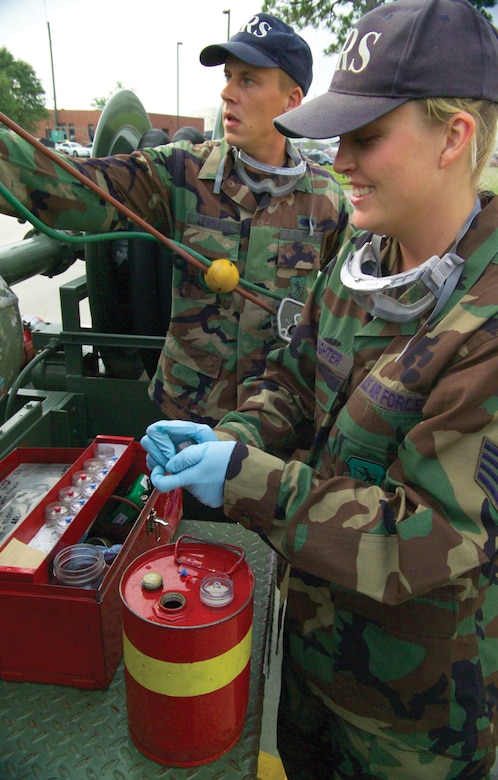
[143,1,498,778]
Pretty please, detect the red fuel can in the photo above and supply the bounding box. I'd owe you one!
[119,534,255,766]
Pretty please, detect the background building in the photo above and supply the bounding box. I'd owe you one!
[36,108,205,146]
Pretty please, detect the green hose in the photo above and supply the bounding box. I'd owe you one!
[0,181,282,302]
[4,338,60,423]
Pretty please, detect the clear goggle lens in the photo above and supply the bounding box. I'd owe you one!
[340,242,464,323]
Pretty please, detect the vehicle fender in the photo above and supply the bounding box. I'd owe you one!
[85,93,175,381]
[85,90,153,379]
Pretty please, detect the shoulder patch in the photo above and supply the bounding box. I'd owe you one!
[347,456,386,486]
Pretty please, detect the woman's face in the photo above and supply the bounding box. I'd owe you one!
[334,102,448,247]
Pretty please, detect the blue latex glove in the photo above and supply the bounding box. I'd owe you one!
[141,420,218,471]
[150,441,236,508]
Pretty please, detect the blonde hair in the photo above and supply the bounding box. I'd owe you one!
[279,69,301,96]
[421,98,498,185]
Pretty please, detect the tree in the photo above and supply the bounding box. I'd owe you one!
[262,0,497,54]
[0,48,49,134]
[92,81,135,110]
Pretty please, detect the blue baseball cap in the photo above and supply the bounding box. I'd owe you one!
[200,13,313,96]
[275,0,498,139]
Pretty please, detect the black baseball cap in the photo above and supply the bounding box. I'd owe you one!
[275,0,498,139]
[200,12,313,96]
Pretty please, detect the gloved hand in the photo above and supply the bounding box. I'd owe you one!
[141,420,218,472]
[150,440,236,508]
[140,435,168,473]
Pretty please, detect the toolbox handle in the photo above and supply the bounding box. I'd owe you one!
[174,534,245,576]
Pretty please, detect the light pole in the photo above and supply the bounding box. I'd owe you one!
[223,9,231,40]
[176,42,183,131]
[47,21,58,138]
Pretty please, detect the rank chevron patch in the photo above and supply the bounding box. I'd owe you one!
[476,437,498,511]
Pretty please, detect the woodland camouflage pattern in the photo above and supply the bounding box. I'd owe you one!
[215,194,498,774]
[0,132,351,424]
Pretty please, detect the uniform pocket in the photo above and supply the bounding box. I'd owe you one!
[164,332,222,380]
[277,228,323,271]
[330,587,458,730]
[182,212,241,262]
[333,377,427,482]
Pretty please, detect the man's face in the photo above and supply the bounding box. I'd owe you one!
[220,55,297,165]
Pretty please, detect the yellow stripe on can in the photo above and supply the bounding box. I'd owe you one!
[123,625,253,697]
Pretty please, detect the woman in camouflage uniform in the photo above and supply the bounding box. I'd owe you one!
[142,0,498,777]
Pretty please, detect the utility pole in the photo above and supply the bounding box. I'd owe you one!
[47,21,58,138]
[223,9,231,40]
[176,42,183,131]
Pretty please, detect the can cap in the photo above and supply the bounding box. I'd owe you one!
[141,571,163,590]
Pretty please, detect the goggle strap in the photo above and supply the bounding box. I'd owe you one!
[425,255,465,324]
[395,256,465,363]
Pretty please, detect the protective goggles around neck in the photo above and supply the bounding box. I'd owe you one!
[340,241,465,323]
[233,142,307,196]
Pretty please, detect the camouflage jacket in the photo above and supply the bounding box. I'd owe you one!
[216,194,498,761]
[0,133,351,424]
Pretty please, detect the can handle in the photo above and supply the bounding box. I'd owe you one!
[174,534,245,576]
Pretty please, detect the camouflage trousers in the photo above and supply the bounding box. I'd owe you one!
[277,652,495,780]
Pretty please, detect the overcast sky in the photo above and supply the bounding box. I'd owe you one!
[1,0,336,118]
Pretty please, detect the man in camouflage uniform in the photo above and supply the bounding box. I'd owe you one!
[142,0,498,776]
[0,12,350,426]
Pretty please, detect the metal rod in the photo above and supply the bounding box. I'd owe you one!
[0,112,275,314]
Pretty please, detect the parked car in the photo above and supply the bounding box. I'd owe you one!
[56,141,92,158]
[305,149,336,166]
[325,142,339,161]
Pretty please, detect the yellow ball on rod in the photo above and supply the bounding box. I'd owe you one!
[203,258,240,294]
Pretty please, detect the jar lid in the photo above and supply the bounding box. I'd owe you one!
[199,574,234,608]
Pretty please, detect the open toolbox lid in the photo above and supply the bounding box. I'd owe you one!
[0,436,135,583]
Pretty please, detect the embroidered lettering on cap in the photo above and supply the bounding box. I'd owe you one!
[200,12,313,95]
[243,16,273,38]
[336,29,382,74]
[275,0,498,140]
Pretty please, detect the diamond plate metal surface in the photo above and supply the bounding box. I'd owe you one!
[0,520,276,780]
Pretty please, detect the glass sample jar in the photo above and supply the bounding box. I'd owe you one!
[83,458,105,473]
[94,444,117,469]
[58,485,82,506]
[52,544,107,589]
[45,501,74,531]
[68,496,87,514]
[72,470,99,498]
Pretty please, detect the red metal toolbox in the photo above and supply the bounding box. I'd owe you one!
[0,437,182,689]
